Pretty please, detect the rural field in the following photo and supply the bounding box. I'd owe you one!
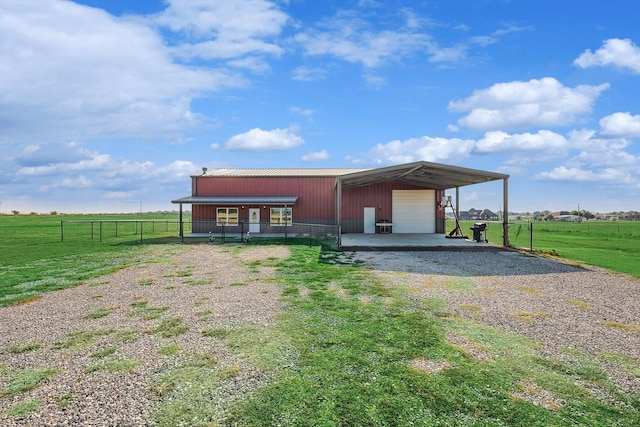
[0,214,639,426]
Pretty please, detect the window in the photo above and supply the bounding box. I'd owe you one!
[217,207,238,225]
[270,207,292,226]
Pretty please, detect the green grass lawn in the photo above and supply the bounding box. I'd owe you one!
[1,215,639,425]
[457,220,640,278]
[0,214,182,306]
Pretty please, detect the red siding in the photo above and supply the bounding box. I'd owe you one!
[195,176,337,222]
[341,181,426,220]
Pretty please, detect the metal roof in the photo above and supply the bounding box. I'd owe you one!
[337,161,509,190]
[172,196,299,205]
[196,168,369,177]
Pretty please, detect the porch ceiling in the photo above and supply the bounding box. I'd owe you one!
[337,161,508,189]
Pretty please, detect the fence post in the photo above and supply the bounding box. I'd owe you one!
[100,221,103,242]
[530,221,533,252]
[61,221,64,242]
[140,221,143,243]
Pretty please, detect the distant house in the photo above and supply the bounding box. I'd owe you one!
[459,208,499,221]
[552,211,581,222]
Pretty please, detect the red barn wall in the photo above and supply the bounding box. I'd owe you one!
[194,176,337,223]
[191,176,447,233]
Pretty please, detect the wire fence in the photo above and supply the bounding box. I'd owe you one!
[456,220,640,252]
[60,219,340,247]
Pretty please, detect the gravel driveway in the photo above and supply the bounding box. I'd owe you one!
[1,244,638,425]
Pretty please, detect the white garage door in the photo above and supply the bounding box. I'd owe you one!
[392,190,436,233]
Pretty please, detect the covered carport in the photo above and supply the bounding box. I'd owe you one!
[335,161,510,246]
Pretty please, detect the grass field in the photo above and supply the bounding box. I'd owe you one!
[457,220,640,278]
[1,215,639,425]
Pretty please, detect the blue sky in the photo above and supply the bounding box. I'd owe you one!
[1,0,639,214]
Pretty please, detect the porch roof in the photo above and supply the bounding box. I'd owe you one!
[337,161,509,190]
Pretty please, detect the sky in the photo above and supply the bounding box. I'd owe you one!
[1,0,639,214]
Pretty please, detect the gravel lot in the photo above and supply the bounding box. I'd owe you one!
[1,244,638,425]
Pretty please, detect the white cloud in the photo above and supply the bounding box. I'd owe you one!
[151,0,287,41]
[475,130,568,154]
[291,66,328,81]
[226,127,305,151]
[448,77,609,130]
[599,112,640,137]
[301,150,329,162]
[536,166,632,183]
[290,106,315,117]
[0,0,244,144]
[574,38,640,74]
[61,175,92,188]
[366,136,475,164]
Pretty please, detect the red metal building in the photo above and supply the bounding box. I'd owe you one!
[171,161,510,243]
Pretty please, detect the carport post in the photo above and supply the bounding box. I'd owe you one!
[179,203,184,242]
[503,178,509,246]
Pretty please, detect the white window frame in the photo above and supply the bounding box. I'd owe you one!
[270,207,292,226]
[217,207,239,226]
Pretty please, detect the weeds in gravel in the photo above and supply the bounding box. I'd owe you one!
[1,367,58,397]
[149,317,189,338]
[159,343,180,356]
[84,306,113,319]
[604,321,640,333]
[57,392,75,408]
[9,342,42,354]
[5,398,41,418]
[86,358,141,374]
[90,346,118,358]
[129,299,169,320]
[138,278,154,286]
[52,328,115,350]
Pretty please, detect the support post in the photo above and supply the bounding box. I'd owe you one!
[179,203,184,242]
[503,178,509,246]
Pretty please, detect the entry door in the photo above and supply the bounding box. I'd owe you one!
[363,207,376,233]
[249,208,260,233]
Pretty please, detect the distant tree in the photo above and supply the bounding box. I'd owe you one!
[11,210,20,216]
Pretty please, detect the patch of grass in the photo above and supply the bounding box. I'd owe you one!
[9,342,43,354]
[138,277,154,286]
[5,397,41,418]
[184,278,211,286]
[84,306,113,319]
[518,285,541,296]
[202,328,231,340]
[129,299,169,320]
[604,320,640,333]
[90,346,118,358]
[445,276,476,291]
[567,300,595,311]
[1,367,59,397]
[57,391,75,408]
[159,343,180,356]
[113,329,141,342]
[86,358,142,373]
[51,328,115,350]
[599,352,640,377]
[509,311,553,323]
[230,281,248,287]
[195,309,212,321]
[149,317,189,338]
